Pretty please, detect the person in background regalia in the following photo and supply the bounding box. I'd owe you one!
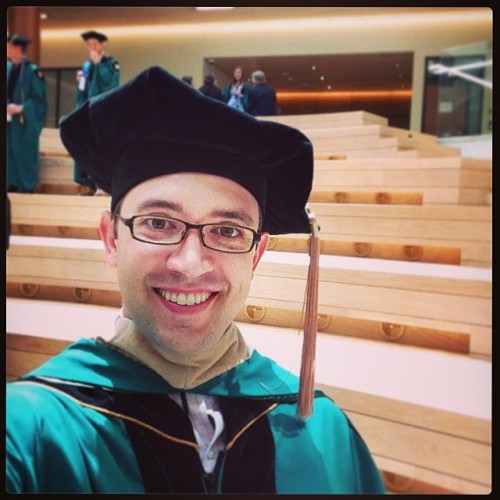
[74,30,120,195]
[7,34,47,193]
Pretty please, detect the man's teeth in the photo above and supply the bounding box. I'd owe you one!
[160,290,212,306]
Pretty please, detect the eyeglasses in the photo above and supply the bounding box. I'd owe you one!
[114,214,261,254]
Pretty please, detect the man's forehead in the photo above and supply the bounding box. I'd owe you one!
[133,171,254,193]
[122,172,260,220]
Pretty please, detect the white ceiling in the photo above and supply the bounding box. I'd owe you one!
[38,6,476,30]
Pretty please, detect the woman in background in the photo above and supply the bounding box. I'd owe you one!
[222,66,251,113]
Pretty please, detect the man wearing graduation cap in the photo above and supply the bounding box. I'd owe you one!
[6,66,385,494]
[74,30,120,194]
[6,34,47,193]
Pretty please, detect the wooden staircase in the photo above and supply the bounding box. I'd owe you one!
[7,111,492,494]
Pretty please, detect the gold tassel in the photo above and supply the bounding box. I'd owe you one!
[297,207,320,419]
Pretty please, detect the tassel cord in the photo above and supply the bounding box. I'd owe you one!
[297,211,320,419]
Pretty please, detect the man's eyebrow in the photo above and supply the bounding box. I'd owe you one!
[135,199,181,213]
[209,209,256,228]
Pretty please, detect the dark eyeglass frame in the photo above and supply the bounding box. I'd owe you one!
[114,214,262,254]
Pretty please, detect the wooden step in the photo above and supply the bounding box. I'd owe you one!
[269,236,460,265]
[313,155,491,171]
[5,281,469,355]
[308,191,423,205]
[38,153,492,206]
[311,135,399,151]
[39,155,492,206]
[308,203,492,268]
[35,183,96,195]
[261,115,462,158]
[313,156,492,206]
[39,155,73,186]
[8,194,462,265]
[6,241,491,358]
[380,125,462,157]
[7,333,72,382]
[330,387,490,494]
[299,123,385,139]
[259,110,389,127]
[34,187,425,205]
[315,148,419,159]
[36,122,470,161]
[41,125,415,164]
[297,124,461,157]
[252,253,491,359]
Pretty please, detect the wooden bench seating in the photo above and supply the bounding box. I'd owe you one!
[37,152,492,207]
[380,125,462,157]
[38,127,491,207]
[36,153,492,208]
[261,111,464,155]
[5,304,491,494]
[8,193,462,265]
[40,125,417,163]
[308,135,415,157]
[20,112,490,494]
[313,156,492,206]
[325,384,490,494]
[12,195,487,267]
[308,202,491,268]
[35,182,427,207]
[6,240,491,358]
[260,110,390,128]
[252,253,490,359]
[274,123,462,158]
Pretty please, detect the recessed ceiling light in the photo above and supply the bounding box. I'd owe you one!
[40,13,48,20]
[196,7,235,11]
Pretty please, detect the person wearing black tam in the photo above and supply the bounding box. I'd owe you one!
[73,29,120,195]
[81,30,108,43]
[7,34,47,193]
[6,66,385,495]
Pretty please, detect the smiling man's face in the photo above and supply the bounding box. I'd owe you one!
[100,171,269,358]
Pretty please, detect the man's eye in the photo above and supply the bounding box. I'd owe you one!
[144,218,170,230]
[216,226,242,238]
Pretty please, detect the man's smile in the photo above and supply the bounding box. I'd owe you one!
[156,289,213,307]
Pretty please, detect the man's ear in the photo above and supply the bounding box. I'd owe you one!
[252,232,269,271]
[99,211,118,268]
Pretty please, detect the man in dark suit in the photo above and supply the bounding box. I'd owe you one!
[248,70,277,116]
[198,74,223,101]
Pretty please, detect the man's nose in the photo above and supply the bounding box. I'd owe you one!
[165,229,214,278]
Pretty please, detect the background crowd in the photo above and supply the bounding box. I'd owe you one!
[7,32,278,198]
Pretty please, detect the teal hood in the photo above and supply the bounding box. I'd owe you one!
[22,338,303,398]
